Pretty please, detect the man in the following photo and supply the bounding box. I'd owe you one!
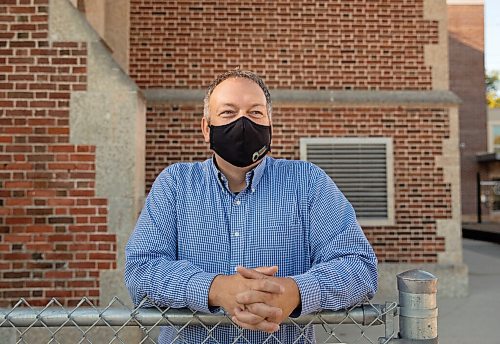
[125,70,378,343]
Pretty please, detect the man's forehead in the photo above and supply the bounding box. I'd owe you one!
[211,77,265,98]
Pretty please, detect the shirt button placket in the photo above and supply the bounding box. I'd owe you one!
[230,196,244,273]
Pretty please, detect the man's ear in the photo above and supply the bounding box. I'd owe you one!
[201,116,210,143]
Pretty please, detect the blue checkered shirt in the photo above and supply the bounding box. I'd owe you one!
[125,156,378,343]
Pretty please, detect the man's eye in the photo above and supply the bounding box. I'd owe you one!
[250,111,264,118]
[220,110,236,117]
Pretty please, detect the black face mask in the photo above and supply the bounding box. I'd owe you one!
[209,116,271,168]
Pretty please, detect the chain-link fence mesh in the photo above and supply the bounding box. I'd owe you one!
[0,296,398,344]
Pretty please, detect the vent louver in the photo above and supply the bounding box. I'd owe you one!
[301,138,394,225]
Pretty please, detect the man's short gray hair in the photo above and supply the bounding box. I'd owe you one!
[203,70,272,122]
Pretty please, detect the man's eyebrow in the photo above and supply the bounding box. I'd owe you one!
[217,103,265,110]
[219,103,237,108]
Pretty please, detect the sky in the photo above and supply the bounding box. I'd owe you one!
[485,0,500,72]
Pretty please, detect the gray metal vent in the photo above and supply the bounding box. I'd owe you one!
[301,138,394,225]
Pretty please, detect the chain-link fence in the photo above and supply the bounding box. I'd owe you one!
[0,270,438,344]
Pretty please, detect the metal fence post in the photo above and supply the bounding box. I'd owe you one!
[397,269,438,343]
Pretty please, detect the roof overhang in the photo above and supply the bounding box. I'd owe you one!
[477,153,500,163]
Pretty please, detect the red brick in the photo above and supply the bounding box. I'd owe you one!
[3,234,32,242]
[68,261,95,269]
[45,290,72,298]
[89,234,115,242]
[90,198,107,206]
[88,252,115,260]
[67,280,96,288]
[68,243,96,251]
[68,225,96,232]
[44,252,73,260]
[3,253,31,260]
[26,225,54,233]
[70,154,94,162]
[25,280,53,288]
[76,145,95,153]
[47,198,74,206]
[9,7,36,14]
[47,234,74,242]
[5,217,31,225]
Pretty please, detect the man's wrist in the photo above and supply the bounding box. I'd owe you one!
[208,274,226,307]
[282,277,301,309]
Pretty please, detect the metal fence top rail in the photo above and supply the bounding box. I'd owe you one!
[0,303,386,328]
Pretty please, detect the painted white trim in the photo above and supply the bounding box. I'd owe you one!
[488,120,500,153]
[447,0,483,5]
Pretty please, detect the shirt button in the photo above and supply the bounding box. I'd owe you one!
[234,231,240,237]
[235,200,241,205]
[251,188,255,193]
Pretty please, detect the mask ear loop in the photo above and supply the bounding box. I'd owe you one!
[268,123,273,153]
[208,124,215,151]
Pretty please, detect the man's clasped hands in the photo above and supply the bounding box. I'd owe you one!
[208,266,301,333]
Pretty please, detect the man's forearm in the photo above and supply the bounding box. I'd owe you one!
[125,254,218,312]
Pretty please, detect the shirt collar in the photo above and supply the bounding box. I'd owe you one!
[251,155,267,190]
[208,155,268,193]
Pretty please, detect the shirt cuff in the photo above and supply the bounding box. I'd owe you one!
[185,272,219,313]
[290,272,322,316]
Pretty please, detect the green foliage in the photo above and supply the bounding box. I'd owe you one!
[486,71,500,108]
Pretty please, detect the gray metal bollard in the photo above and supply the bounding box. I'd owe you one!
[396,269,438,343]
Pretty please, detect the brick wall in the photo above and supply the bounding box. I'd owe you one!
[133,0,452,264]
[448,4,486,221]
[0,0,116,307]
[130,0,438,90]
[146,104,449,263]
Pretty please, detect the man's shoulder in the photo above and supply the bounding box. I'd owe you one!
[267,157,323,175]
[156,159,210,182]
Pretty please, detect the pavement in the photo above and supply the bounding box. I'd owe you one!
[437,238,500,344]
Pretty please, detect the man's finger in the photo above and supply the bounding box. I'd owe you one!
[253,266,278,276]
[236,290,274,305]
[232,307,265,325]
[237,266,267,279]
[244,302,283,323]
[231,315,280,333]
[237,267,284,293]
[254,278,284,294]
